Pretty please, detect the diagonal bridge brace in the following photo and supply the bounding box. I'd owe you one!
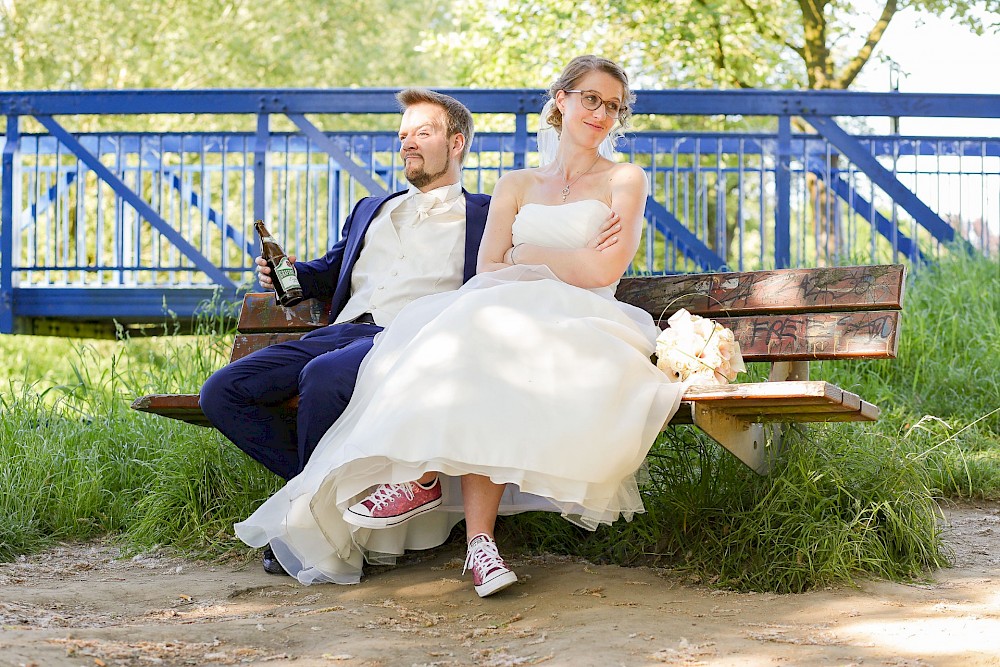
[807,164,928,264]
[140,149,256,259]
[33,115,237,290]
[286,113,389,197]
[643,197,728,271]
[803,115,956,248]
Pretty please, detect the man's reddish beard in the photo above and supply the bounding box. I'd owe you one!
[404,152,453,189]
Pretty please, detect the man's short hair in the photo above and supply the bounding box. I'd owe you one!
[396,88,475,162]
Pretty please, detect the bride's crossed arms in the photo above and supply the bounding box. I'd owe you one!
[477,160,648,289]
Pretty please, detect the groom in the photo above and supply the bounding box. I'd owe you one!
[200,89,490,573]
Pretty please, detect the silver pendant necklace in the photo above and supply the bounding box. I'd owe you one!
[560,155,601,202]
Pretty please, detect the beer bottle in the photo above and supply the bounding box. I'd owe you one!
[254,220,304,307]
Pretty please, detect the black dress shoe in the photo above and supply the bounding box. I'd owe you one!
[261,545,289,576]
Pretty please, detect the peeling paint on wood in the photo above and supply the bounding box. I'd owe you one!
[237,293,330,333]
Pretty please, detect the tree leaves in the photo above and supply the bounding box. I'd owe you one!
[424,0,998,92]
[0,0,450,91]
[3,0,996,97]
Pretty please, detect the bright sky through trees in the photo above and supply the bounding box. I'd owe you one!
[852,5,1000,136]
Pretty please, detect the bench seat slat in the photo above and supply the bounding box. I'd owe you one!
[617,265,904,318]
[716,403,860,415]
[682,380,843,401]
[678,381,880,422]
[231,332,308,362]
[840,390,862,412]
[721,407,875,421]
[130,394,207,426]
[131,382,880,427]
[130,394,299,427]
[858,399,880,420]
[666,402,878,426]
[131,382,878,426]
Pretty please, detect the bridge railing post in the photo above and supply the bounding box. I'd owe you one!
[252,112,270,269]
[1,115,19,334]
[512,112,528,171]
[774,114,792,270]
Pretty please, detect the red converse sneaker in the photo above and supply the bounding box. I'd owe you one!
[342,478,442,529]
[464,533,518,597]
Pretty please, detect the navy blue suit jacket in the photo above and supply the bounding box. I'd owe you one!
[292,189,491,322]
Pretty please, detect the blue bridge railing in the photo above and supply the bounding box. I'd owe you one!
[1,89,998,335]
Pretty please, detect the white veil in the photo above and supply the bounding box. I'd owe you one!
[536,98,618,167]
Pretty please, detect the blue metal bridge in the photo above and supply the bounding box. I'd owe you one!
[1,89,998,336]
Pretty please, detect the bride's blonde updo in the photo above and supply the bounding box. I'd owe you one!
[545,55,636,136]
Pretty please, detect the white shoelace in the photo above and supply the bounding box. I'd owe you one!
[366,482,414,510]
[463,535,506,576]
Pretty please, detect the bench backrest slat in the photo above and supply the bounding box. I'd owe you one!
[616,265,905,318]
[237,294,329,333]
[229,307,900,364]
[231,264,906,365]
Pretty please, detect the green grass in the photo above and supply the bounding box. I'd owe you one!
[0,299,279,561]
[1,251,997,591]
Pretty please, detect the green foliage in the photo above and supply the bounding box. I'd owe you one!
[3,0,997,127]
[427,0,999,95]
[1,0,454,131]
[817,248,1000,498]
[1,0,452,90]
[4,0,997,137]
[125,423,282,552]
[6,0,996,105]
[822,249,999,423]
[0,302,240,560]
[503,422,948,592]
[0,385,161,558]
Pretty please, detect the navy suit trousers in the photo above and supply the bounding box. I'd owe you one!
[200,322,381,480]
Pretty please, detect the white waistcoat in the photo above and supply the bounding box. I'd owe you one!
[334,182,467,327]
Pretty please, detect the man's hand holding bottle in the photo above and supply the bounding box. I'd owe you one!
[255,254,296,291]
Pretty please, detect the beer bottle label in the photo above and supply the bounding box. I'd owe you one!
[274,257,301,290]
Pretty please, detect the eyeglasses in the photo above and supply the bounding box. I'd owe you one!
[563,90,627,120]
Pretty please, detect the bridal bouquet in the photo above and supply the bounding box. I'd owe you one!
[655,309,746,384]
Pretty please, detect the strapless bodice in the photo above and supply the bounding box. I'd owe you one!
[511,200,617,296]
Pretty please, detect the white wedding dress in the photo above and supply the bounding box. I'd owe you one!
[235,200,685,585]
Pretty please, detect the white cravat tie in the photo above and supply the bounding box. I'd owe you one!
[393,192,441,228]
[392,186,463,229]
[413,193,437,222]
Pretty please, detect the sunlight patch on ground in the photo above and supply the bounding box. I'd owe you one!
[840,616,1000,655]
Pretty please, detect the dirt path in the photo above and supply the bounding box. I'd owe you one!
[2,501,998,667]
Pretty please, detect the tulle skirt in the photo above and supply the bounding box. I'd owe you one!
[235,265,683,584]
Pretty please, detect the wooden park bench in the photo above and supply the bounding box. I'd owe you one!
[132,264,905,475]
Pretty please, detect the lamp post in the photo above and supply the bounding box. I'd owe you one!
[889,61,901,134]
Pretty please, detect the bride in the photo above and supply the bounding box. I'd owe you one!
[235,55,685,597]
